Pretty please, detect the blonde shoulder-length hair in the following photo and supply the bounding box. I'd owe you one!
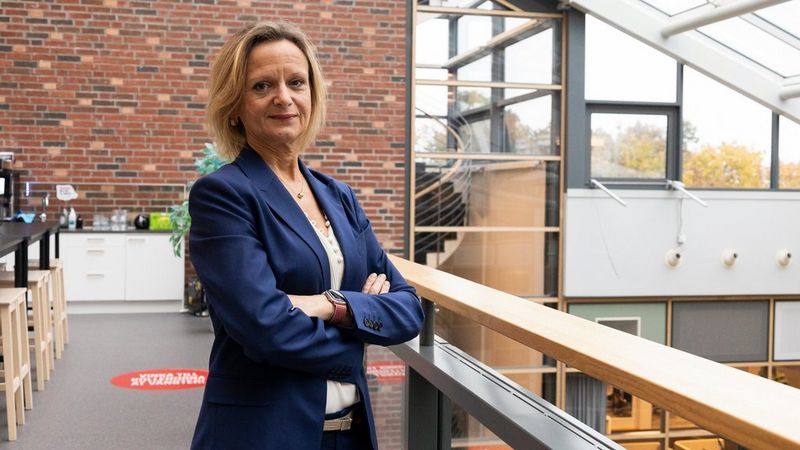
[207,21,327,161]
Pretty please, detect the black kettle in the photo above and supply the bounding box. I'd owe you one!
[133,214,150,230]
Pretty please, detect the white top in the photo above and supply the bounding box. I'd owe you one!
[308,215,360,414]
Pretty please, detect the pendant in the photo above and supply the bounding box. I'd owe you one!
[297,193,304,199]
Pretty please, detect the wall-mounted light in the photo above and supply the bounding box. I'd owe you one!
[776,249,792,268]
[665,248,682,268]
[721,249,738,268]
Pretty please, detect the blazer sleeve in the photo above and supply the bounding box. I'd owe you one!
[189,174,364,377]
[338,185,425,346]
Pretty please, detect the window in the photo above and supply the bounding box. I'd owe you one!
[585,15,677,103]
[580,15,680,188]
[575,13,800,191]
[681,67,772,189]
[779,116,800,189]
[589,111,671,180]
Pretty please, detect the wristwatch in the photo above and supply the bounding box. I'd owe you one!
[323,289,348,325]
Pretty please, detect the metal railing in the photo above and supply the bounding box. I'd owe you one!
[389,255,800,450]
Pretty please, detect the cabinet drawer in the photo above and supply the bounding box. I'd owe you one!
[64,266,126,301]
[62,244,125,301]
[62,233,125,248]
[62,245,125,270]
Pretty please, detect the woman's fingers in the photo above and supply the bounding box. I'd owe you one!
[361,273,389,294]
[369,274,387,294]
[361,273,378,293]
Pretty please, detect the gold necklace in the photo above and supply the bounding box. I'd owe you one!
[276,173,305,199]
[306,211,331,230]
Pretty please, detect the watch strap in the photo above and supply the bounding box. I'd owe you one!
[324,290,348,325]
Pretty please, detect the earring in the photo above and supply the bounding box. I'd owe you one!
[229,118,238,126]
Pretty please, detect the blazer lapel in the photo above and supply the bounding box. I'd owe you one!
[300,160,362,291]
[235,146,330,286]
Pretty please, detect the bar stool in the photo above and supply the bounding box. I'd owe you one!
[31,259,68,359]
[0,271,54,391]
[0,287,31,441]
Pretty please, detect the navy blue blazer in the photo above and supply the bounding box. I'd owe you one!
[188,145,424,449]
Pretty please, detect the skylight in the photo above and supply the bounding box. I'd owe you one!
[568,0,800,122]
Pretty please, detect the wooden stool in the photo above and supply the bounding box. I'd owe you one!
[0,271,54,391]
[31,259,68,359]
[0,287,31,440]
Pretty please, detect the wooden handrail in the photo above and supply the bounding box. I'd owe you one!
[390,255,800,450]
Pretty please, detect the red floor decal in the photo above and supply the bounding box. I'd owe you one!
[366,361,406,383]
[111,368,208,390]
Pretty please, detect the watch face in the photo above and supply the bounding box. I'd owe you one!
[327,290,347,304]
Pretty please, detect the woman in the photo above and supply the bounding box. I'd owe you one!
[188,21,424,449]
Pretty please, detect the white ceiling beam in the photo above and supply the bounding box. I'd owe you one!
[661,0,790,38]
[781,79,800,100]
[567,0,800,123]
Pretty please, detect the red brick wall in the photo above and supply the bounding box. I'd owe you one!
[1,1,409,448]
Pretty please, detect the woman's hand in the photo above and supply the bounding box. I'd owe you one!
[362,273,390,295]
[286,273,388,324]
[288,294,333,320]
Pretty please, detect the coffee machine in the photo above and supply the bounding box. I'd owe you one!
[0,153,20,220]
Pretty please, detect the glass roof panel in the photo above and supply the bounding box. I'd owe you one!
[578,0,800,123]
[641,0,707,16]
[700,17,800,78]
[754,2,800,39]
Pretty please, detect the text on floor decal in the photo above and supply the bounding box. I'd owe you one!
[110,368,208,390]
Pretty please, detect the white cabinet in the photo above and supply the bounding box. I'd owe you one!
[61,232,183,303]
[124,234,183,301]
[62,234,125,301]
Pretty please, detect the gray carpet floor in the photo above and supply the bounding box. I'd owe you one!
[1,313,214,449]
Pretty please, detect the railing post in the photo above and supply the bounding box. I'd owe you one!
[407,298,451,449]
[437,390,452,449]
[420,298,435,346]
[407,368,440,450]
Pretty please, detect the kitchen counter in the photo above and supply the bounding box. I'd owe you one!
[61,229,184,313]
[60,227,173,234]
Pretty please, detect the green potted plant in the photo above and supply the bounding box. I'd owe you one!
[170,143,226,257]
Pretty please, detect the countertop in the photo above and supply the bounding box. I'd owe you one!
[60,227,173,234]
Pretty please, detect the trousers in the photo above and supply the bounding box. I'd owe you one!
[320,404,372,449]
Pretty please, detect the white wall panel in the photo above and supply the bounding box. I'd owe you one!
[564,189,800,297]
[775,301,800,361]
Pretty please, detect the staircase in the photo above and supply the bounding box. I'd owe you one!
[414,106,473,267]
[414,160,469,267]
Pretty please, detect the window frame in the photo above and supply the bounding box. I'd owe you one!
[585,101,680,188]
